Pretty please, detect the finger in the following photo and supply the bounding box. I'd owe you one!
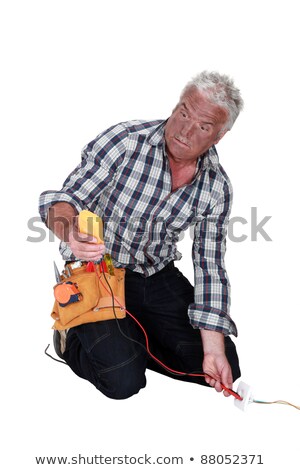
[204,370,224,393]
[204,373,220,390]
[221,369,233,397]
[76,252,104,262]
[77,248,105,258]
[75,247,105,258]
[221,381,233,397]
[205,377,215,387]
[214,381,223,393]
[204,373,215,386]
[82,243,106,253]
[68,228,96,244]
[70,239,105,252]
[98,244,106,255]
[206,378,223,393]
[74,232,98,243]
[72,244,106,260]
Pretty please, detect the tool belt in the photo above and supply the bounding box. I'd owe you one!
[51,262,126,330]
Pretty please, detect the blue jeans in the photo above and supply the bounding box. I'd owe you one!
[63,263,241,399]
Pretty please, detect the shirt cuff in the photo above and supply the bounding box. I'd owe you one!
[188,303,238,337]
[38,190,84,224]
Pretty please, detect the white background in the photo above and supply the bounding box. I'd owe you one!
[1,0,300,468]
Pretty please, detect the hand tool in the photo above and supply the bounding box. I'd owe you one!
[78,210,114,274]
[53,261,61,283]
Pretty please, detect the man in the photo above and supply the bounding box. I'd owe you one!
[39,71,243,400]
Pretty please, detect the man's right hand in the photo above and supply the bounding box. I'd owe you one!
[67,221,106,262]
[47,203,106,262]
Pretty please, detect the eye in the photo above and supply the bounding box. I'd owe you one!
[180,110,188,118]
[199,124,210,132]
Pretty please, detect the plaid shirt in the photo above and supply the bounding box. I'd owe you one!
[39,120,237,336]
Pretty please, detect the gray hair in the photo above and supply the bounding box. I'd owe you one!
[181,71,244,130]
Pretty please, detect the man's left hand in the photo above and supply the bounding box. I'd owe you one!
[200,330,233,397]
[202,352,233,397]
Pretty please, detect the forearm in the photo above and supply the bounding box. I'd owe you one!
[200,329,225,355]
[201,329,233,395]
[46,202,78,242]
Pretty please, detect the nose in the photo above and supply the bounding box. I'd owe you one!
[181,120,194,137]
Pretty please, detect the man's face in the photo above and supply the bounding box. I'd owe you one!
[164,87,229,163]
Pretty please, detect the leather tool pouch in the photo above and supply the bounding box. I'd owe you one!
[51,265,126,330]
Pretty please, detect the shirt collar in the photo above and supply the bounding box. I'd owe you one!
[147,119,219,171]
[147,120,166,146]
[199,145,219,171]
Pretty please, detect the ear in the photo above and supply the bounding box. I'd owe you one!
[214,128,228,145]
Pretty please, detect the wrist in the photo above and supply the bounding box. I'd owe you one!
[47,203,78,242]
[200,329,225,356]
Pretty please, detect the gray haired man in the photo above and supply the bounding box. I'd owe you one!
[39,71,243,399]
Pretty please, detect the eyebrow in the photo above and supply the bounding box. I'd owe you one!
[181,102,214,126]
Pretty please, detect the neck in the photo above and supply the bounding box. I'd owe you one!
[167,154,198,191]
[167,153,198,170]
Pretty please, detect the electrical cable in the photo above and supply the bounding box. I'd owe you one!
[97,265,300,410]
[253,399,300,411]
[96,262,242,401]
[45,260,300,410]
[44,344,67,364]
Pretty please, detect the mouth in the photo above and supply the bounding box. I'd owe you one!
[174,136,190,148]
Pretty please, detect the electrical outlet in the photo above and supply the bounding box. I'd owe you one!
[234,381,253,411]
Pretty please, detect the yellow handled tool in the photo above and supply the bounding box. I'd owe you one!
[78,210,114,275]
[78,210,104,243]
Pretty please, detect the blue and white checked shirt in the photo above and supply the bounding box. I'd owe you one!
[39,120,237,336]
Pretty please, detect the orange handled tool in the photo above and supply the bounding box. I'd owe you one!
[54,281,82,307]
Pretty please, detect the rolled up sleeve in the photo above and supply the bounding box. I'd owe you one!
[38,123,128,223]
[188,178,237,337]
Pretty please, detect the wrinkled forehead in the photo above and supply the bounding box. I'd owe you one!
[177,87,229,125]
[180,86,221,108]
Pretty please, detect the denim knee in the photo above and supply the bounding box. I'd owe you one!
[94,368,146,400]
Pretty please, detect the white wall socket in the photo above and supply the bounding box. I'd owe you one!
[234,381,253,411]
